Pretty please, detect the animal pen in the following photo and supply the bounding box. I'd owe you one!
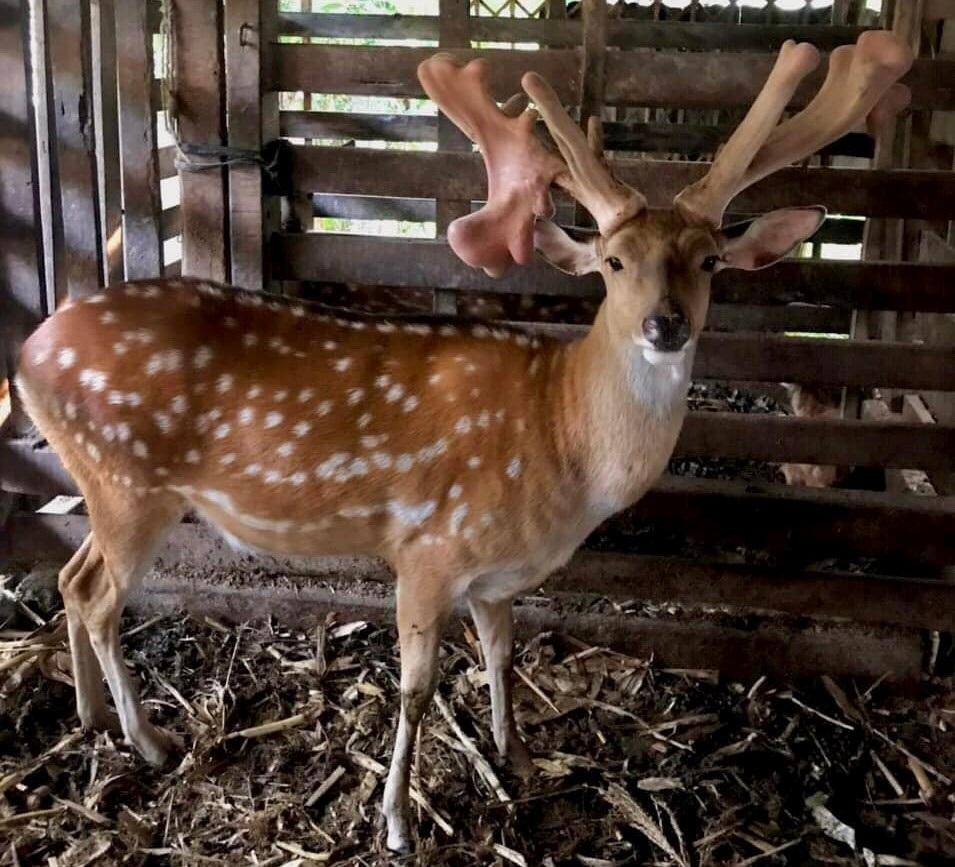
[1,0,955,863]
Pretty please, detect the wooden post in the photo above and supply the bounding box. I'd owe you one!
[225,0,265,290]
[434,0,470,316]
[577,0,608,228]
[115,0,163,280]
[47,0,104,299]
[174,0,228,282]
[91,0,123,285]
[0,0,47,436]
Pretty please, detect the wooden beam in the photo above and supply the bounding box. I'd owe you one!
[175,0,228,282]
[925,0,955,20]
[279,111,875,159]
[4,448,952,568]
[225,0,265,290]
[47,0,103,298]
[676,413,955,471]
[287,146,955,219]
[115,0,162,279]
[270,44,955,111]
[273,234,955,313]
[275,14,873,52]
[0,0,46,435]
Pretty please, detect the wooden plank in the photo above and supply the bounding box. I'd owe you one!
[903,394,955,494]
[4,446,952,568]
[47,0,103,298]
[287,146,955,219]
[175,0,228,282]
[161,206,181,241]
[225,0,265,290]
[91,0,123,285]
[270,44,955,111]
[276,14,872,52]
[550,553,955,632]
[925,0,955,20]
[158,144,176,178]
[279,111,875,159]
[676,413,955,471]
[115,0,162,279]
[0,0,46,436]
[273,234,955,313]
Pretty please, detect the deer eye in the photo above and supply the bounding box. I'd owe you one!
[701,255,720,273]
[606,256,623,272]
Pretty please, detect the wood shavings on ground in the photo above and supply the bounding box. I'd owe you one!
[1,612,953,865]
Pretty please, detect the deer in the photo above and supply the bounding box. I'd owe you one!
[15,30,912,853]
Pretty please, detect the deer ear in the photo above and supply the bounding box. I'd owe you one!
[718,206,826,271]
[534,221,600,276]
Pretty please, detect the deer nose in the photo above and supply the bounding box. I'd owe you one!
[642,311,690,352]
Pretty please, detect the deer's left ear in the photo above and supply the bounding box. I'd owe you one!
[716,206,826,271]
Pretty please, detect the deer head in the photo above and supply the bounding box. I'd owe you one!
[419,31,913,362]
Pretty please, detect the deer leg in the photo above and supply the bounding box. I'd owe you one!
[382,574,451,853]
[58,535,113,731]
[70,490,184,765]
[468,594,534,778]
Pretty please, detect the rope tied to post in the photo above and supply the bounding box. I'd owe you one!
[159,0,278,179]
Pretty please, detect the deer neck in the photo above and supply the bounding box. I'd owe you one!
[554,306,692,515]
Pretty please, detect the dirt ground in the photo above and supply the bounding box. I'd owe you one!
[1,599,953,866]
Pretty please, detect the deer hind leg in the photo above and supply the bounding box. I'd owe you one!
[382,571,453,853]
[468,595,534,778]
[62,487,185,765]
[59,535,113,730]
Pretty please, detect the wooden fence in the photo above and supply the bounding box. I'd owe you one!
[1,0,954,674]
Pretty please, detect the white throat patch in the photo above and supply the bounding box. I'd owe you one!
[627,338,694,411]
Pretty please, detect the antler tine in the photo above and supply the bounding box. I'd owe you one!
[418,54,568,277]
[675,32,913,230]
[522,72,645,236]
[674,40,821,229]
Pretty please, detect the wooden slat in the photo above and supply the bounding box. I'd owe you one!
[225,0,264,290]
[91,0,123,285]
[47,0,103,298]
[550,553,955,632]
[158,144,176,178]
[176,0,228,282]
[0,0,46,435]
[925,0,955,20]
[4,443,952,568]
[271,44,955,111]
[676,413,955,470]
[273,234,955,313]
[115,0,162,279]
[161,206,181,241]
[288,146,955,219]
[279,111,875,159]
[276,13,871,51]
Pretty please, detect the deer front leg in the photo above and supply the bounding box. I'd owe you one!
[468,595,534,778]
[383,574,452,853]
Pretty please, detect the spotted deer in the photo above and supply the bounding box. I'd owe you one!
[16,31,911,852]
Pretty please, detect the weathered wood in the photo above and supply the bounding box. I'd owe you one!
[0,0,46,435]
[225,0,265,289]
[4,448,952,568]
[47,0,103,298]
[676,413,955,471]
[91,0,123,285]
[175,0,228,282]
[276,13,872,52]
[549,553,955,632]
[115,0,162,279]
[288,146,955,219]
[271,44,955,111]
[279,111,875,159]
[158,144,176,178]
[925,0,955,20]
[273,234,955,313]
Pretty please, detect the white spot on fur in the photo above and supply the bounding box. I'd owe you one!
[315,452,350,480]
[184,449,200,464]
[472,325,490,339]
[132,440,149,458]
[333,357,352,372]
[347,388,365,406]
[297,388,314,403]
[216,373,234,394]
[375,374,391,389]
[357,413,372,429]
[274,390,288,402]
[86,441,102,462]
[395,454,414,473]
[79,368,108,392]
[244,333,259,347]
[214,423,232,440]
[388,499,436,527]
[99,311,117,325]
[403,323,431,336]
[193,346,213,368]
[247,385,262,399]
[293,420,311,438]
[153,412,173,434]
[506,457,523,479]
[317,400,334,416]
[360,434,388,449]
[324,340,338,351]
[402,395,419,413]
[101,424,115,443]
[449,504,469,536]
[238,407,255,426]
[428,373,441,385]
[448,483,463,500]
[455,416,472,435]
[264,411,283,429]
[264,470,282,484]
[244,463,262,476]
[116,422,131,442]
[289,471,307,486]
[385,384,404,403]
[220,453,237,465]
[416,437,448,463]
[276,442,295,458]
[371,452,393,469]
[170,395,188,414]
[57,348,77,369]
[467,456,482,469]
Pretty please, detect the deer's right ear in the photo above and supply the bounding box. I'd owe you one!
[534,221,600,276]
